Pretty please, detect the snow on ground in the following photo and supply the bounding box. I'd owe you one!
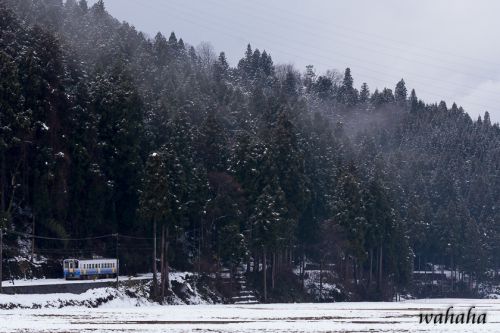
[0,286,152,310]
[166,271,219,305]
[0,272,221,309]
[0,299,499,332]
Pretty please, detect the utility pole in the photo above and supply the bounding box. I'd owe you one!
[1,228,3,294]
[115,233,119,289]
[31,215,35,261]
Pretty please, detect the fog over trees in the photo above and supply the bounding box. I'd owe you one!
[0,0,499,300]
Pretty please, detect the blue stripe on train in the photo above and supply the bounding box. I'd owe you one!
[64,268,115,278]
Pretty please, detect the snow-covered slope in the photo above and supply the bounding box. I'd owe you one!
[0,272,223,309]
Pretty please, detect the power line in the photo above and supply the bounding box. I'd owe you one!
[208,0,498,76]
[123,0,499,117]
[118,234,155,240]
[6,230,115,241]
[136,0,500,110]
[157,0,500,97]
[245,0,500,69]
[5,230,155,241]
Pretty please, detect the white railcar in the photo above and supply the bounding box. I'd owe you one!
[63,258,118,280]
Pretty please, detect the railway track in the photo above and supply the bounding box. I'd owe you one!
[1,275,152,295]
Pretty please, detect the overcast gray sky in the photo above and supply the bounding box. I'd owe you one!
[89,0,500,122]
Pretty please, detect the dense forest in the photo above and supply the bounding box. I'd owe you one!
[1,0,499,300]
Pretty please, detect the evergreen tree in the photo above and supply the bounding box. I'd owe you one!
[359,82,370,104]
[198,111,229,172]
[338,68,358,107]
[395,79,407,106]
[90,62,144,231]
[250,179,287,301]
[409,89,418,112]
[139,151,170,300]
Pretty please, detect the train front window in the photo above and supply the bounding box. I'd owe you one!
[64,261,69,269]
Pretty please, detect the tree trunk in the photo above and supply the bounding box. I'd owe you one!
[353,258,358,286]
[431,258,434,294]
[277,249,280,276]
[263,247,267,302]
[152,221,158,300]
[369,248,373,287]
[378,245,383,289]
[0,151,5,212]
[160,224,165,303]
[272,251,275,289]
[31,216,35,262]
[246,254,251,273]
[319,259,323,300]
[300,252,305,290]
[0,229,3,294]
[165,227,170,290]
[450,254,454,292]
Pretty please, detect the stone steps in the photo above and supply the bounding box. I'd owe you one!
[220,268,259,304]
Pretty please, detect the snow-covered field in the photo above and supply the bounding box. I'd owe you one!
[1,298,499,332]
